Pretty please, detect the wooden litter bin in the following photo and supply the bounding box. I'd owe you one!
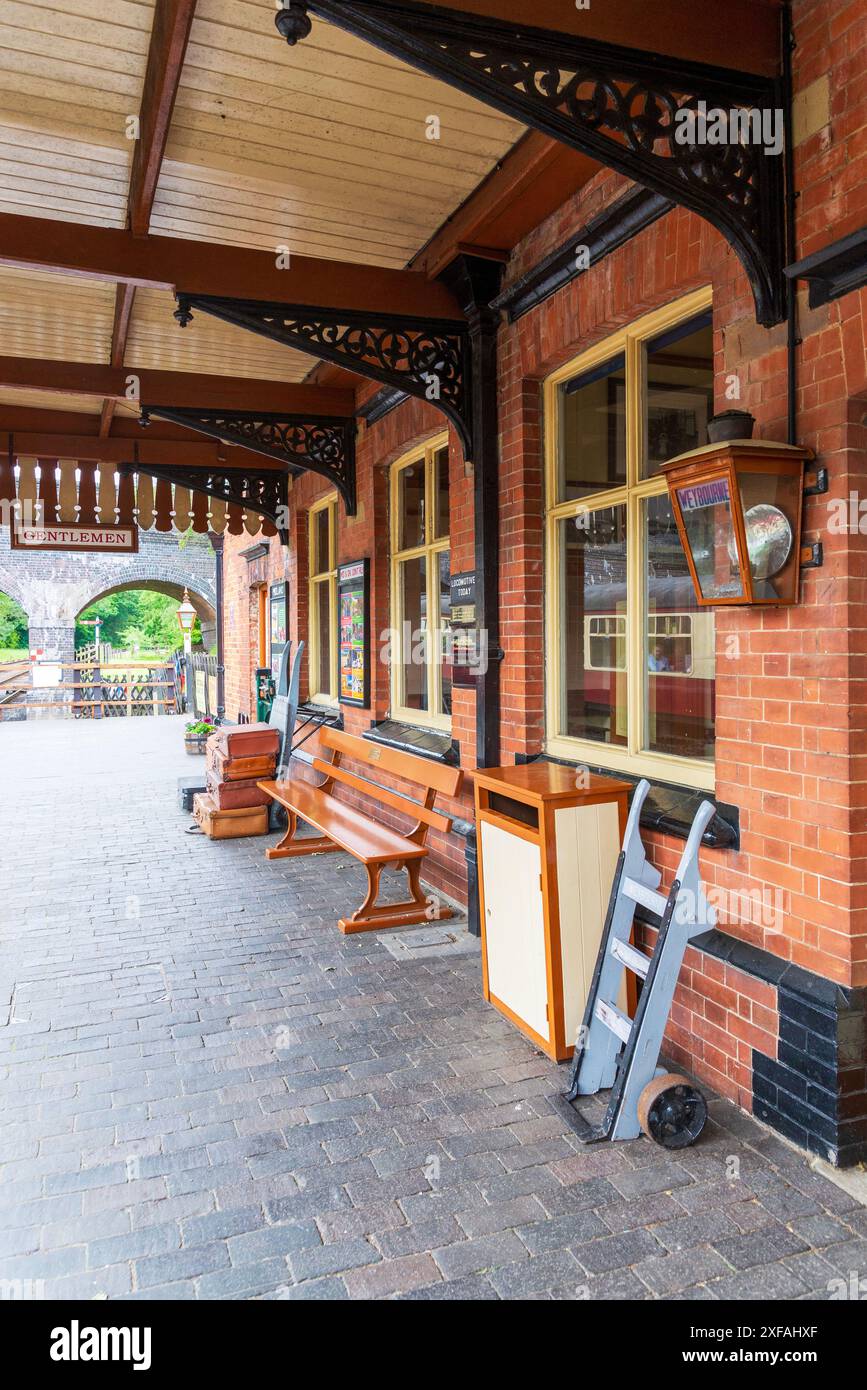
[473,763,631,1062]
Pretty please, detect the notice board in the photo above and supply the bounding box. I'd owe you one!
[449,569,478,688]
[269,581,288,676]
[338,559,369,707]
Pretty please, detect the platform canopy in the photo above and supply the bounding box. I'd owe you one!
[0,0,787,523]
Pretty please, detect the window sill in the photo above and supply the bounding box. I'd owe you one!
[517,753,738,850]
[297,701,343,725]
[365,719,459,765]
[544,735,715,793]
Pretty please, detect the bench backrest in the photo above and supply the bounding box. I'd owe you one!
[309,727,462,838]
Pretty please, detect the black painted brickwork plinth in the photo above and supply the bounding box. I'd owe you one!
[693,930,867,1168]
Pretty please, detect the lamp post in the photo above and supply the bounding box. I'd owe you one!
[176,588,197,654]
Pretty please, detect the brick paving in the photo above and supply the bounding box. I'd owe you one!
[1,717,864,1301]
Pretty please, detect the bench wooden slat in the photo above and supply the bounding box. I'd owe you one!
[259,779,427,863]
[321,727,461,799]
[310,755,452,834]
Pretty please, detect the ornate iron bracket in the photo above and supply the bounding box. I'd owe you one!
[172,294,473,457]
[139,403,357,516]
[281,0,788,327]
[120,459,292,545]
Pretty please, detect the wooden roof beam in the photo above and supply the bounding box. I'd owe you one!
[0,415,289,475]
[0,213,464,320]
[100,4,196,434]
[301,0,782,78]
[128,0,198,237]
[0,357,356,416]
[100,283,137,438]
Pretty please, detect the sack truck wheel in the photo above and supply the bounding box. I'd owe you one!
[638,1073,707,1149]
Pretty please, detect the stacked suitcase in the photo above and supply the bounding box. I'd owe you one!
[193,723,280,839]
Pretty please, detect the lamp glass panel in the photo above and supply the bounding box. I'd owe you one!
[675,474,745,601]
[556,504,628,746]
[643,494,715,761]
[735,467,800,601]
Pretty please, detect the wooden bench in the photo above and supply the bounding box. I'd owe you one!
[258,728,463,934]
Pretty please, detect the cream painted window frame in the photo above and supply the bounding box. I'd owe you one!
[389,433,451,732]
[307,493,338,707]
[544,287,715,792]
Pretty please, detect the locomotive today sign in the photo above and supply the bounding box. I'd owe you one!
[11,523,139,553]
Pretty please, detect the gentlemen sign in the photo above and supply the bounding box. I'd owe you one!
[11,523,138,553]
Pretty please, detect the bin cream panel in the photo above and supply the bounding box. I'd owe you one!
[555,801,623,1046]
[480,819,549,1042]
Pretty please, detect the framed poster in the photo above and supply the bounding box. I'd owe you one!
[337,559,369,707]
[269,581,287,676]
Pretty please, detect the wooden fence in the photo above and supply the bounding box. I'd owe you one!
[0,661,178,720]
[186,652,219,721]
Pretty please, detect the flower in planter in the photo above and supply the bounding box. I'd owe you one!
[185,720,217,737]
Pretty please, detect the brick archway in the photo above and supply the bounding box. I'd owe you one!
[0,528,217,663]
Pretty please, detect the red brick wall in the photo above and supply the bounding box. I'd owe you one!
[220,0,867,1116]
[222,532,287,722]
[224,397,477,908]
[491,0,867,994]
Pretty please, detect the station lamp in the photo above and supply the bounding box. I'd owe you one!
[661,440,818,607]
[176,588,197,652]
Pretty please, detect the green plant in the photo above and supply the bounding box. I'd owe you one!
[0,592,27,649]
[185,720,216,736]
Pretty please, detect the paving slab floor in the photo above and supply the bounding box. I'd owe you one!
[1,716,864,1301]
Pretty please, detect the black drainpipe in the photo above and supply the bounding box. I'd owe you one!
[439,254,505,935]
[783,0,799,446]
[210,531,225,722]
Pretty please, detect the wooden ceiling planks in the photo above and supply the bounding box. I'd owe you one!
[153,0,523,266]
[124,286,312,381]
[0,0,532,431]
[0,0,155,228]
[0,388,103,416]
[0,266,116,368]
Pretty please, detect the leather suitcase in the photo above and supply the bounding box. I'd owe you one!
[205,768,271,810]
[206,723,280,759]
[206,742,276,782]
[193,792,268,839]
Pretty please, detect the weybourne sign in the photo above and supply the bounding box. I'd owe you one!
[11,523,139,554]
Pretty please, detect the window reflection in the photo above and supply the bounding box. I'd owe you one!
[644,493,715,760]
[558,505,628,747]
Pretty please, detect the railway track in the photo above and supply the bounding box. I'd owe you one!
[0,662,30,709]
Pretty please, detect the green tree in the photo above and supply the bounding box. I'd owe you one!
[75,590,201,652]
[0,591,28,651]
